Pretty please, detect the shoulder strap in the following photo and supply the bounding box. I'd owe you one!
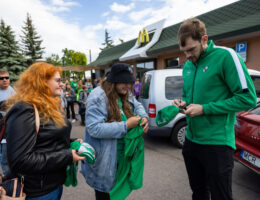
[33,105,40,134]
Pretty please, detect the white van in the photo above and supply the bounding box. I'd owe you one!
[139,68,260,148]
[139,69,186,148]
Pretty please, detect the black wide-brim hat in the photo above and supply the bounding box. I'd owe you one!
[106,63,136,83]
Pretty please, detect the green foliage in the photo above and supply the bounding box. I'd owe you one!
[0,19,27,82]
[62,48,74,66]
[72,52,87,65]
[21,13,45,66]
[45,54,62,66]
[100,29,114,50]
[61,49,87,80]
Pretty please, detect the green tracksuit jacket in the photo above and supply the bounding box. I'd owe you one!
[182,40,257,149]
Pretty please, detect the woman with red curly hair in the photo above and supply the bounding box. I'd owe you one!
[4,62,85,200]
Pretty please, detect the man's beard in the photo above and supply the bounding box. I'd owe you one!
[189,43,204,63]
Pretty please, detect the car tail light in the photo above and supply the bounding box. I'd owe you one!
[148,104,156,118]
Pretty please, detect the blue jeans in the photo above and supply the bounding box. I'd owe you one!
[26,186,63,200]
[0,143,9,176]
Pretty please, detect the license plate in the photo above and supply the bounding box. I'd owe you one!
[240,150,260,168]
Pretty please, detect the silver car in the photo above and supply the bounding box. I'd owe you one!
[139,69,186,148]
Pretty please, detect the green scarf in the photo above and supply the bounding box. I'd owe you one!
[109,99,144,200]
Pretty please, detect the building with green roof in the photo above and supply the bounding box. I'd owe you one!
[89,0,260,78]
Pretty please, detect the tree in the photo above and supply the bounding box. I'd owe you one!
[61,48,74,66]
[72,52,87,65]
[45,54,62,66]
[100,29,114,50]
[0,19,27,81]
[61,49,87,80]
[119,38,124,44]
[21,13,45,66]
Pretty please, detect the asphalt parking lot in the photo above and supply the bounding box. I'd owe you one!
[62,122,260,200]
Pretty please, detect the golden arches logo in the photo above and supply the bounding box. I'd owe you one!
[137,29,149,45]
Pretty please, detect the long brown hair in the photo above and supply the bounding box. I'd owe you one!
[101,80,134,122]
[6,62,66,127]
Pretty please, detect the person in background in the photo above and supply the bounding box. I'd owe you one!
[173,18,256,200]
[85,79,91,89]
[5,62,85,199]
[78,85,88,126]
[60,82,67,110]
[133,78,141,100]
[70,77,78,93]
[0,69,15,177]
[81,63,149,200]
[87,83,94,96]
[65,84,77,123]
[76,82,83,119]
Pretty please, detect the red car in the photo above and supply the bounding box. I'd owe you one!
[234,103,260,174]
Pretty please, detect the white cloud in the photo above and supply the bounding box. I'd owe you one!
[102,12,110,17]
[0,0,100,61]
[48,0,79,12]
[129,8,153,22]
[110,2,135,13]
[50,0,79,7]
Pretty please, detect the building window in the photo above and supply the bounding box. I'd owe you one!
[165,57,180,68]
[136,61,154,69]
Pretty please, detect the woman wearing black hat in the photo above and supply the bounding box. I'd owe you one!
[81,63,149,200]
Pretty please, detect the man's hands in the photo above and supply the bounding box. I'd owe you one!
[185,104,204,117]
[173,99,204,117]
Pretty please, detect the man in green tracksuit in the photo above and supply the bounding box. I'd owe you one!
[173,18,256,200]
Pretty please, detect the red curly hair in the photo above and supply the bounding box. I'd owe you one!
[6,62,66,127]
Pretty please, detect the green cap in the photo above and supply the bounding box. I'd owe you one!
[156,105,180,127]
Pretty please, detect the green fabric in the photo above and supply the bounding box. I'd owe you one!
[110,120,144,200]
[64,141,96,187]
[88,88,93,93]
[64,161,78,187]
[76,88,83,101]
[182,40,257,149]
[156,105,180,127]
[70,81,78,92]
[117,98,127,163]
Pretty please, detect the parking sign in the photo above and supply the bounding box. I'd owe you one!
[236,42,247,62]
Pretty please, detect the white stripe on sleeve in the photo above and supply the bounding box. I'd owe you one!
[214,45,248,90]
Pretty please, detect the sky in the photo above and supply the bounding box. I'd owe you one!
[0,0,239,63]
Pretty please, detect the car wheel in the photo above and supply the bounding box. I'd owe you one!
[171,121,187,148]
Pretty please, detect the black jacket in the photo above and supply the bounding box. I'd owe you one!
[5,102,73,197]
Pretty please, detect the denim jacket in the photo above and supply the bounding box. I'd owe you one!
[81,86,148,192]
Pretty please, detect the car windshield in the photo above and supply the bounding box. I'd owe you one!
[251,75,260,98]
[165,76,183,100]
[250,104,260,115]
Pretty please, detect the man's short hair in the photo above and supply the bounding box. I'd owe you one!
[178,18,207,46]
[0,69,8,75]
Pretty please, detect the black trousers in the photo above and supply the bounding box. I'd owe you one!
[66,101,75,119]
[182,138,234,200]
[95,190,110,200]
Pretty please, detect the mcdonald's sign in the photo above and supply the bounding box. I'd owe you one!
[137,29,149,45]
